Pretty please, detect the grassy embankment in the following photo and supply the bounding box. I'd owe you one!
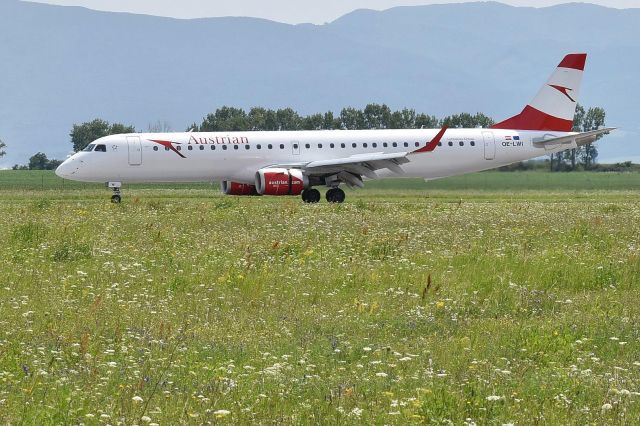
[0,170,639,424]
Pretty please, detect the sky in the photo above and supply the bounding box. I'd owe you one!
[27,0,640,24]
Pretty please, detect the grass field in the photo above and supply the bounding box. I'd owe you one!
[1,171,640,424]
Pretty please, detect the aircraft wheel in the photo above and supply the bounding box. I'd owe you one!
[326,188,346,204]
[302,189,321,203]
[111,194,122,204]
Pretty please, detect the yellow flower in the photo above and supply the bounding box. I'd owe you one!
[436,301,445,309]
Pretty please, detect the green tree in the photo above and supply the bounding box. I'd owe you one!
[28,152,50,170]
[363,103,392,129]
[0,138,6,158]
[275,108,302,130]
[302,113,325,130]
[442,112,495,129]
[70,119,135,152]
[247,107,278,131]
[579,106,606,170]
[339,107,365,130]
[200,107,249,132]
[414,113,439,129]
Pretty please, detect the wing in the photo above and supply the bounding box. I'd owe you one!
[270,127,448,188]
[533,127,615,150]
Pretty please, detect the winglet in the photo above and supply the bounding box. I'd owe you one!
[412,127,447,154]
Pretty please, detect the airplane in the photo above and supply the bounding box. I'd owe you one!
[55,53,614,204]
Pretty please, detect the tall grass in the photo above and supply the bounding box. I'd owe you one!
[0,184,639,423]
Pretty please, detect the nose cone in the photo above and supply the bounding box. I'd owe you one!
[55,158,75,179]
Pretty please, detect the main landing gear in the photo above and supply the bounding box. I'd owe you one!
[326,188,346,204]
[301,188,321,204]
[301,187,346,204]
[107,182,122,203]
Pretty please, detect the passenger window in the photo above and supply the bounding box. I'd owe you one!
[222,145,227,150]
[257,144,262,150]
[330,143,335,148]
[318,144,323,149]
[234,145,239,150]
[438,142,442,147]
[153,146,158,151]
[200,145,205,150]
[341,143,346,148]
[268,144,273,149]
[83,144,96,152]
[448,141,453,147]
[245,145,250,150]
[459,141,464,146]
[352,143,357,148]
[363,143,368,148]
[188,145,193,151]
[211,145,215,150]
[372,143,377,148]
[415,142,420,147]
[470,141,476,146]
[305,144,310,149]
[280,144,284,149]
[165,146,170,151]
[177,146,182,151]
[383,142,388,148]
[404,142,409,148]
[392,142,397,147]
[293,144,299,149]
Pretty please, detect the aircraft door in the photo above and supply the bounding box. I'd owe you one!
[292,140,300,155]
[127,136,142,165]
[482,131,495,160]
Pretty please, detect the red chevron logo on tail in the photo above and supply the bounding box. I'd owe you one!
[549,84,576,102]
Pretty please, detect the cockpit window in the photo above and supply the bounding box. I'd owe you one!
[83,144,96,152]
[95,144,107,152]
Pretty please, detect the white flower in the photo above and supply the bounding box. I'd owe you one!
[601,403,613,411]
[214,409,231,417]
[363,347,372,352]
[132,395,143,403]
[141,416,151,422]
[486,395,503,402]
[350,407,363,417]
[376,372,388,377]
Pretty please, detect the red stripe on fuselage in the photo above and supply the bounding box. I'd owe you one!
[412,126,448,154]
[491,105,573,132]
[149,139,186,158]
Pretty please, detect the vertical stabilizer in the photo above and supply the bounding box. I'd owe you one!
[492,53,586,132]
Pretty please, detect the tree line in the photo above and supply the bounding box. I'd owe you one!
[5,104,606,171]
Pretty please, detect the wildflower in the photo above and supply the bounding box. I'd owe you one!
[436,301,445,309]
[486,395,503,402]
[214,410,231,418]
[141,416,151,423]
[132,395,143,403]
[601,403,613,411]
[350,407,363,417]
[376,372,388,377]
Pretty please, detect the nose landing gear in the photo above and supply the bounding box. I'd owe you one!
[107,182,122,203]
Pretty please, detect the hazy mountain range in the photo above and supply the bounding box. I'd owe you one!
[0,0,637,167]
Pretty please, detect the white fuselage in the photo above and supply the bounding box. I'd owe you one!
[55,128,574,185]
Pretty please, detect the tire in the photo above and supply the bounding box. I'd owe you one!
[326,188,346,204]
[302,188,321,204]
[111,194,122,203]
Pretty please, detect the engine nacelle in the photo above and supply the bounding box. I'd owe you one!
[255,168,309,196]
[221,181,259,196]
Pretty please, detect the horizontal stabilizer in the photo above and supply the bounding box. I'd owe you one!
[533,127,615,150]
